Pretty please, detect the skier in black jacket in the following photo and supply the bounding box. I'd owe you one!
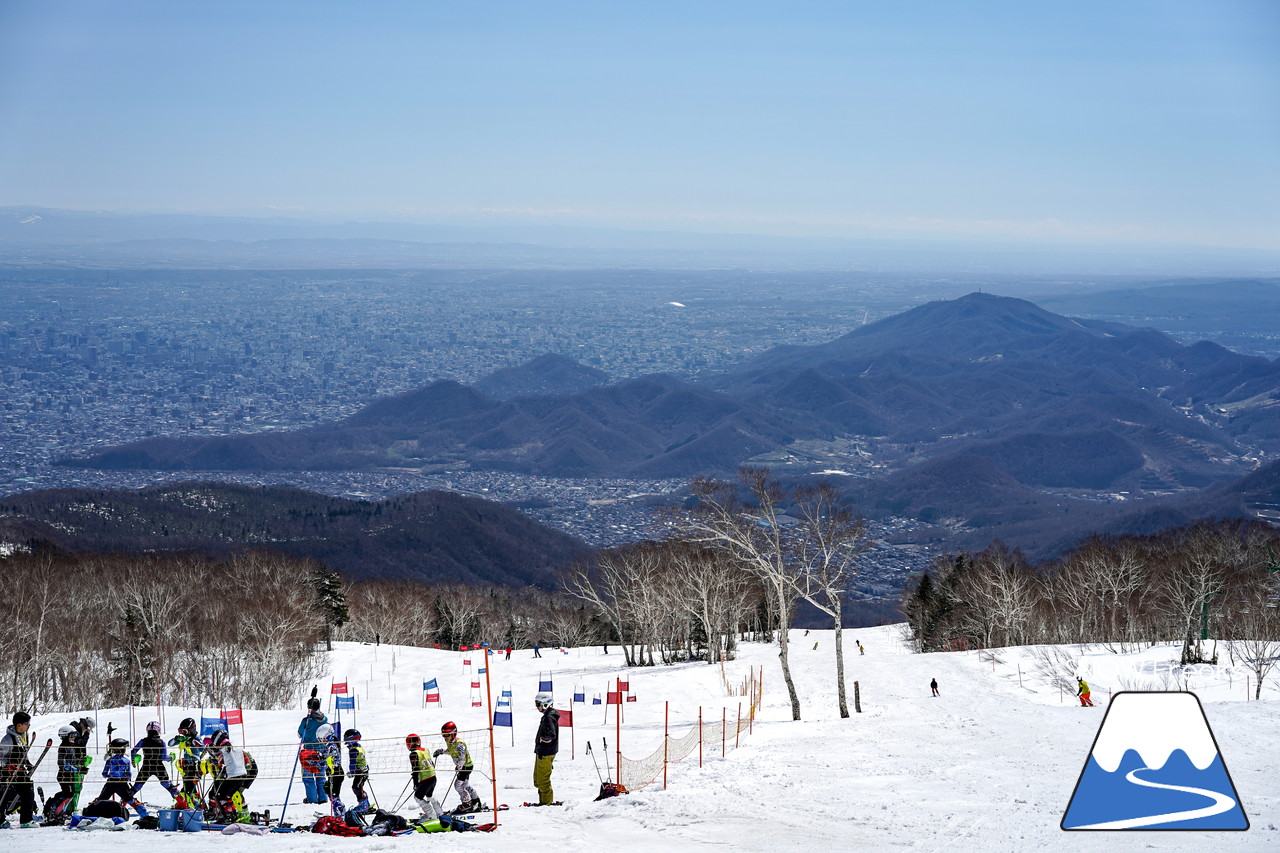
[130,721,179,801]
[532,692,559,805]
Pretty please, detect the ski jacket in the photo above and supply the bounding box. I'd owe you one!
[57,741,87,783]
[347,742,368,774]
[297,710,328,747]
[168,733,203,767]
[440,738,473,771]
[1077,680,1090,695]
[215,743,247,779]
[0,726,31,778]
[535,707,560,757]
[131,733,170,766]
[102,753,132,781]
[409,747,435,782]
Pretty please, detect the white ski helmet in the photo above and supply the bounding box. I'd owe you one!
[316,723,334,741]
[534,691,553,709]
[58,724,76,738]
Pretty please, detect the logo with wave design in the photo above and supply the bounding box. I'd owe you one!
[1062,691,1248,831]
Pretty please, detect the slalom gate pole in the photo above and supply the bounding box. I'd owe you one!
[278,742,302,826]
[721,708,726,757]
[736,702,741,749]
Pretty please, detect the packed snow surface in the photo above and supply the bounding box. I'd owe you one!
[13,625,1280,851]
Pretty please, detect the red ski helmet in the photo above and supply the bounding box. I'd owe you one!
[406,733,421,749]
[441,721,457,738]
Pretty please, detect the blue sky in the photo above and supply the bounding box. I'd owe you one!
[1,0,1277,248]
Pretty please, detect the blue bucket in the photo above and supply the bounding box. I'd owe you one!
[178,809,204,832]
[157,809,180,831]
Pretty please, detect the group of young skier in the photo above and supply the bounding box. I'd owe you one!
[3,686,562,830]
[0,711,257,829]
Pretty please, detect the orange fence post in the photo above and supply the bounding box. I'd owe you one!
[736,702,741,749]
[615,677,622,787]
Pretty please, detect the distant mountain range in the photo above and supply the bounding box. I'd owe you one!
[55,292,1280,556]
[0,482,588,587]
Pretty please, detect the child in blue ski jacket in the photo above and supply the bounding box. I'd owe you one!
[97,738,148,817]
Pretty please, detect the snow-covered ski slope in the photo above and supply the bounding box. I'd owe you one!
[14,625,1279,852]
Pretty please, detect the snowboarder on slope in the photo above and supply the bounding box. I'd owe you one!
[1076,677,1094,707]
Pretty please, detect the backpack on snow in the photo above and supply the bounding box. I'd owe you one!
[43,790,73,824]
[83,798,130,820]
[312,815,363,836]
[370,809,408,832]
[595,781,628,801]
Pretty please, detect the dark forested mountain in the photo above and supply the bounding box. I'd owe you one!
[59,294,1280,546]
[0,482,589,587]
[474,353,609,399]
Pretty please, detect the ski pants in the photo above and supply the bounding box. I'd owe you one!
[326,764,345,799]
[452,769,478,805]
[302,768,326,803]
[1078,692,1093,706]
[533,754,555,805]
[208,777,247,814]
[413,777,440,817]
[131,763,178,798]
[96,781,145,815]
[350,772,368,806]
[0,780,36,823]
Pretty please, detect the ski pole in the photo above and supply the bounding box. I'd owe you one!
[277,743,302,826]
[390,779,412,813]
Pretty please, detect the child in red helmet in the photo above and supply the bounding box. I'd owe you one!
[433,722,481,813]
[405,733,441,819]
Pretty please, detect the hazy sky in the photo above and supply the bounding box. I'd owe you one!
[2,1,1278,248]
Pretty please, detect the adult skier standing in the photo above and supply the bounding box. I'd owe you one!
[0,711,38,827]
[297,693,329,804]
[532,691,560,806]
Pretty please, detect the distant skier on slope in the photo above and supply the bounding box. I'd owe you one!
[930,678,939,697]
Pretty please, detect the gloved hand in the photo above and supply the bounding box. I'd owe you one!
[132,753,142,767]
[82,756,93,768]
[432,749,444,758]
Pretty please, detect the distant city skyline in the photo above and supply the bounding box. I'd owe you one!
[2,1,1278,250]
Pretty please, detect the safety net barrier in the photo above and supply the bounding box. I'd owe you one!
[616,665,762,793]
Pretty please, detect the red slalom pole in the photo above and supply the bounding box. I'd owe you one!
[615,677,622,787]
